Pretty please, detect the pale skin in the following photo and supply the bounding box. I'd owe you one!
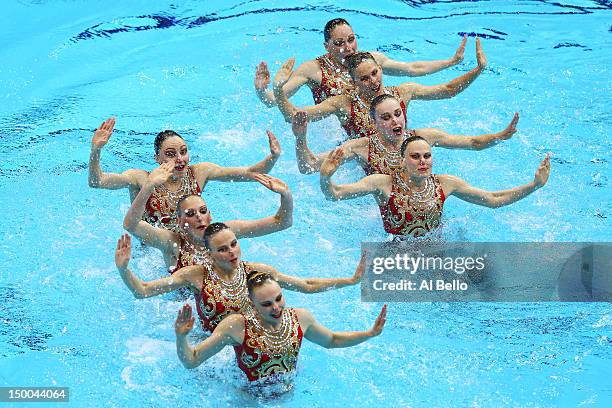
[114,228,365,300]
[174,282,387,370]
[272,37,486,126]
[122,161,293,270]
[254,22,468,106]
[88,117,282,202]
[292,98,519,174]
[320,139,551,213]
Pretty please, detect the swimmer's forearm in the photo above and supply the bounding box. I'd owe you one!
[275,190,294,230]
[247,153,279,175]
[303,277,357,293]
[256,88,277,107]
[175,333,199,369]
[327,331,376,348]
[444,65,483,98]
[123,183,155,231]
[117,266,149,298]
[88,148,103,187]
[384,58,458,77]
[273,86,296,123]
[489,181,539,208]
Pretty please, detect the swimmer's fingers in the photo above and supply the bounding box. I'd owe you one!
[534,154,551,187]
[92,117,116,148]
[273,57,296,89]
[253,174,288,193]
[501,112,520,139]
[175,304,195,335]
[453,34,468,63]
[115,233,131,269]
[371,304,388,336]
[254,61,271,90]
[149,162,175,185]
[291,111,308,135]
[352,250,367,283]
[266,130,281,157]
[476,37,487,69]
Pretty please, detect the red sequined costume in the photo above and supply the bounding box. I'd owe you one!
[310,54,355,104]
[234,308,303,382]
[195,262,253,333]
[364,129,417,176]
[171,232,212,274]
[380,175,446,237]
[343,87,407,140]
[143,165,201,231]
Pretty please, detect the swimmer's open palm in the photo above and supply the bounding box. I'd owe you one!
[148,162,174,186]
[452,35,467,64]
[115,234,131,270]
[370,304,387,337]
[92,117,115,149]
[292,111,308,137]
[273,58,296,90]
[500,112,519,140]
[267,130,281,157]
[476,37,487,69]
[252,174,289,194]
[320,147,344,176]
[255,61,271,91]
[534,154,551,187]
[352,251,367,283]
[175,304,195,336]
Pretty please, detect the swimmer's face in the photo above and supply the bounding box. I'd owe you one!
[325,24,358,63]
[374,98,406,140]
[352,60,383,96]
[155,136,190,175]
[402,140,432,177]
[178,196,211,238]
[251,281,285,325]
[207,229,241,270]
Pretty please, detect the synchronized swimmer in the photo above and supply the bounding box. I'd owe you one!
[89,16,552,392]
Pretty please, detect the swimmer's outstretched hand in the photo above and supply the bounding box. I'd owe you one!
[500,112,520,140]
[273,57,296,90]
[475,37,487,69]
[92,117,116,149]
[320,147,344,177]
[175,304,195,336]
[451,34,468,64]
[534,154,551,188]
[351,251,367,283]
[267,130,281,158]
[148,162,175,186]
[255,61,271,91]
[292,111,308,137]
[369,304,387,337]
[252,173,289,195]
[115,233,132,271]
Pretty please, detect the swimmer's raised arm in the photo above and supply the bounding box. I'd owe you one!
[226,174,293,237]
[88,117,147,189]
[397,37,486,102]
[320,148,389,201]
[273,58,349,123]
[248,253,364,293]
[292,111,365,174]
[440,154,551,208]
[193,130,281,184]
[416,112,519,150]
[175,304,241,369]
[122,162,177,251]
[114,234,200,298]
[255,60,316,107]
[372,35,467,77]
[299,304,386,348]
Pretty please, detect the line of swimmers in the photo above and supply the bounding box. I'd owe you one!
[88,18,550,386]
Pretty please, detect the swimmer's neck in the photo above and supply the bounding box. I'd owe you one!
[379,131,404,149]
[256,313,282,331]
[212,262,236,280]
[400,171,427,188]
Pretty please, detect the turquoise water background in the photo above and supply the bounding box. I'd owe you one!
[0,1,610,406]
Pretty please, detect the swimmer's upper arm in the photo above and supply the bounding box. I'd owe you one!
[299,309,335,348]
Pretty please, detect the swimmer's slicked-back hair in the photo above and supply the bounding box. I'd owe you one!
[400,135,429,157]
[324,18,351,42]
[345,52,377,77]
[175,194,203,217]
[370,94,401,119]
[246,270,276,297]
[203,222,230,250]
[154,130,183,155]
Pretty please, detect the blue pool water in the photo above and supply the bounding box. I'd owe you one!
[0,1,610,406]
